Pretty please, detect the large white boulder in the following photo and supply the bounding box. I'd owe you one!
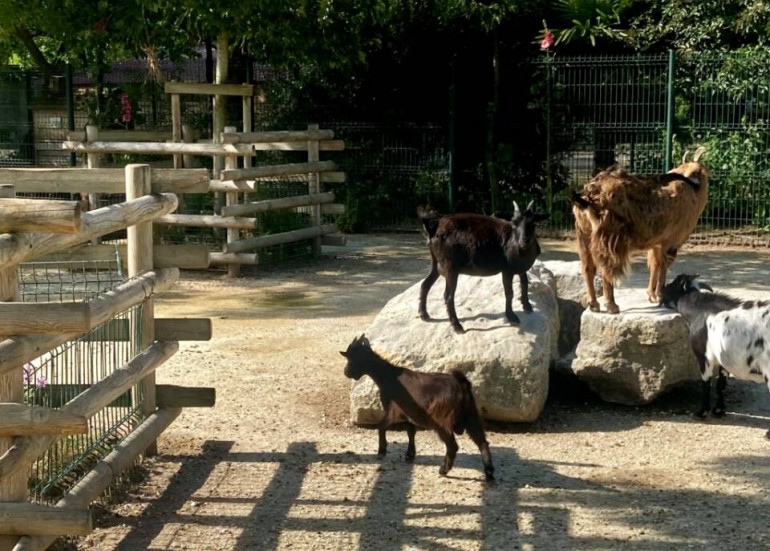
[570,272,700,405]
[350,261,560,424]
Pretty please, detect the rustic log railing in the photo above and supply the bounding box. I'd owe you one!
[59,124,347,277]
[0,164,214,550]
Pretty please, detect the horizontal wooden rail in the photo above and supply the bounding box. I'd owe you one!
[208,252,258,265]
[221,191,335,217]
[0,199,81,234]
[226,223,338,253]
[209,170,345,192]
[62,141,257,157]
[220,160,336,182]
[66,129,172,142]
[156,385,216,408]
[13,407,181,551]
[0,404,87,437]
[0,341,179,481]
[165,82,254,96]
[220,129,334,144]
[155,213,256,230]
[0,303,90,335]
[154,318,212,341]
[0,194,177,267]
[0,503,91,536]
[0,168,209,194]
[0,268,179,376]
[37,243,210,269]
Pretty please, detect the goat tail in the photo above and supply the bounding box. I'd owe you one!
[592,228,631,281]
[417,205,441,239]
[451,370,480,436]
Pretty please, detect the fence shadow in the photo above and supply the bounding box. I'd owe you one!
[101,437,770,550]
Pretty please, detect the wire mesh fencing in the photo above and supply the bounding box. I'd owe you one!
[18,259,149,504]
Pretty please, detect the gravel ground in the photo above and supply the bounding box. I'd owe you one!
[71,233,770,551]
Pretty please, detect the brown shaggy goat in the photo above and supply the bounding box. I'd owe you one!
[572,147,709,314]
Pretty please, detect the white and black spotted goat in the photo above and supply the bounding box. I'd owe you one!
[661,274,770,436]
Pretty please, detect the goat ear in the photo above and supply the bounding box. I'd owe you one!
[340,351,347,358]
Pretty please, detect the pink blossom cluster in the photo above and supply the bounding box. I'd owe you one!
[121,94,133,124]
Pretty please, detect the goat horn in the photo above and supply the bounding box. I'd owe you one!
[512,201,521,216]
[692,146,706,162]
[526,200,535,212]
[682,150,690,163]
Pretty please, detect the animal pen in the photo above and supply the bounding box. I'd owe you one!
[0,164,214,550]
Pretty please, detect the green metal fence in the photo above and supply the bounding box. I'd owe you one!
[537,50,770,245]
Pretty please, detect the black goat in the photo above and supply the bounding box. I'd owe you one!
[417,201,549,334]
[661,274,770,423]
[341,334,494,481]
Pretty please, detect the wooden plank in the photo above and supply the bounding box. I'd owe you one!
[34,244,209,270]
[67,129,172,142]
[21,384,131,408]
[13,408,181,551]
[155,213,256,230]
[156,385,215,408]
[154,318,212,341]
[0,168,208,195]
[221,160,336,182]
[221,192,335,217]
[321,234,347,247]
[208,252,258,265]
[209,171,346,192]
[226,224,338,253]
[63,141,257,157]
[0,198,81,233]
[164,82,255,97]
[0,503,92,536]
[0,404,87,436]
[0,303,89,335]
[83,319,130,341]
[221,129,334,144]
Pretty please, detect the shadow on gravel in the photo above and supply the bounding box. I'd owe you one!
[106,437,770,551]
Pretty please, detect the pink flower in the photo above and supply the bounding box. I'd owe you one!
[36,376,47,389]
[121,94,133,124]
[540,31,555,51]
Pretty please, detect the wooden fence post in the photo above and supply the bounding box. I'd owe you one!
[307,124,322,257]
[0,184,22,551]
[223,126,240,278]
[125,164,157,456]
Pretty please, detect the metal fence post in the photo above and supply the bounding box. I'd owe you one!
[665,49,676,171]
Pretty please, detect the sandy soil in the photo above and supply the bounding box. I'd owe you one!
[72,234,770,551]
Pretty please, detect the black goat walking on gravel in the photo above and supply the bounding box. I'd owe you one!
[341,335,494,481]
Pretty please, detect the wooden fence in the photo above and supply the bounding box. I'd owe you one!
[62,124,346,277]
[0,164,214,550]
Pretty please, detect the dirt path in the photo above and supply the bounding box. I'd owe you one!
[75,234,770,551]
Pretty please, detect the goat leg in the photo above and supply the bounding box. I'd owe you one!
[443,273,465,334]
[696,356,712,417]
[465,416,495,481]
[377,414,389,457]
[601,274,619,314]
[405,423,416,462]
[712,367,728,417]
[419,260,440,321]
[502,271,521,325]
[577,233,601,312]
[436,429,459,476]
[518,272,533,313]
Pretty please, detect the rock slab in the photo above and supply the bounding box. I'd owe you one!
[350,261,560,424]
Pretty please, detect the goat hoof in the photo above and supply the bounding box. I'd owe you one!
[588,302,600,313]
[439,466,448,476]
[712,407,726,417]
[377,449,386,458]
[419,312,431,322]
[605,304,620,315]
[765,429,770,440]
[522,303,533,313]
[405,453,415,463]
[506,314,521,325]
[452,324,465,334]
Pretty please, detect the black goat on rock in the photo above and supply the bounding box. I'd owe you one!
[417,201,549,334]
[341,334,494,481]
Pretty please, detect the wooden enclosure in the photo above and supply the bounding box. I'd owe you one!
[61,123,347,277]
[0,164,213,550]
